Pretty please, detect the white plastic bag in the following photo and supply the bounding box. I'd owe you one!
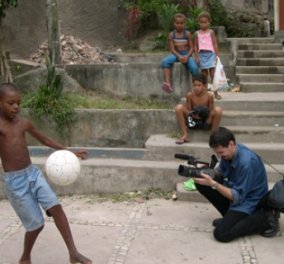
[212,57,229,92]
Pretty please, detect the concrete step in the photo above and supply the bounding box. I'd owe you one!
[215,92,284,111]
[171,99,284,126]
[223,111,284,126]
[2,152,281,201]
[0,156,180,199]
[176,182,208,202]
[28,146,148,160]
[110,52,232,65]
[239,82,284,92]
[176,180,281,202]
[237,50,284,58]
[145,134,284,164]
[111,52,166,64]
[237,74,284,83]
[236,66,284,74]
[229,37,275,44]
[166,125,284,143]
[237,58,284,66]
[238,43,282,50]
[226,126,284,143]
[9,147,282,201]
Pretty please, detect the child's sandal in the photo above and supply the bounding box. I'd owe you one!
[161,82,174,93]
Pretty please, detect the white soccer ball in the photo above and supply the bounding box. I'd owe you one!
[45,150,81,186]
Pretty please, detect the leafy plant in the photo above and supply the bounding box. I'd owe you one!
[186,6,203,33]
[157,3,180,33]
[155,3,180,48]
[120,0,171,41]
[121,0,170,18]
[208,0,228,27]
[23,53,76,134]
[154,32,168,49]
[0,0,17,19]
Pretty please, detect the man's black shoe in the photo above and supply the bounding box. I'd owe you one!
[261,209,280,237]
[212,218,223,227]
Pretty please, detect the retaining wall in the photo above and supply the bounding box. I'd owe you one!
[24,109,177,148]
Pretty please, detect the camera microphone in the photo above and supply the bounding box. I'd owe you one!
[174,153,192,160]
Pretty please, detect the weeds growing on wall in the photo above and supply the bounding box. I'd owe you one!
[22,53,76,135]
[121,0,262,48]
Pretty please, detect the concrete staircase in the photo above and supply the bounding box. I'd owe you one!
[11,90,282,203]
[167,92,284,201]
[175,37,284,201]
[1,38,283,203]
[236,37,284,92]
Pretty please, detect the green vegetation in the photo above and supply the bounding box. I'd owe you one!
[186,7,203,33]
[0,0,17,18]
[22,54,76,133]
[120,0,263,48]
[23,91,174,110]
[155,3,180,48]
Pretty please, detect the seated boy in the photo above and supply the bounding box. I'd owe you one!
[175,73,222,144]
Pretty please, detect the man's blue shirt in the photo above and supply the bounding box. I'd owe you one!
[218,143,269,215]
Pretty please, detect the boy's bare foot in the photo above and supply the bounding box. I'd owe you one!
[214,91,222,100]
[176,137,190,145]
[70,253,92,264]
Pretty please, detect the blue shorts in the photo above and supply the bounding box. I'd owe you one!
[3,165,59,231]
[198,51,216,69]
[161,51,200,75]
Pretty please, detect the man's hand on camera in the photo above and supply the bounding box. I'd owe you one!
[193,173,216,187]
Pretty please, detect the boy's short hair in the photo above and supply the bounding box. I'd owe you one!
[0,83,18,98]
[209,127,236,148]
[198,11,211,22]
[192,73,207,85]
[173,13,186,22]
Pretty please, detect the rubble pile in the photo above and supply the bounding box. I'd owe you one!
[30,35,113,65]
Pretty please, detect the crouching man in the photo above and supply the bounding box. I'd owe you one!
[193,127,280,242]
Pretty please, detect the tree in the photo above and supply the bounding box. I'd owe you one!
[46,0,61,65]
[0,0,17,82]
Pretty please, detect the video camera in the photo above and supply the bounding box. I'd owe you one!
[175,153,218,178]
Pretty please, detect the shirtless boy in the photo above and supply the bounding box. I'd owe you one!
[175,73,222,144]
[0,83,92,264]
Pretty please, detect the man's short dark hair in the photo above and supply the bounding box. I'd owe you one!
[209,127,236,148]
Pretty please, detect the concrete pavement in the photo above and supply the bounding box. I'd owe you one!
[0,195,284,264]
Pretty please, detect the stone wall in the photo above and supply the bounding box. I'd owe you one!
[23,109,178,148]
[2,0,275,59]
[3,0,125,58]
[219,0,274,37]
[220,0,273,15]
